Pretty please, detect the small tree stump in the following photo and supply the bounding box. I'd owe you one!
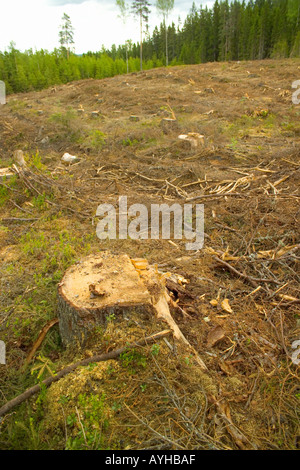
[160,118,178,134]
[57,252,155,347]
[129,115,140,122]
[178,133,205,149]
[13,150,26,168]
[0,168,14,181]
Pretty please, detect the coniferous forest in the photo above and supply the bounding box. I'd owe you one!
[1,0,300,94]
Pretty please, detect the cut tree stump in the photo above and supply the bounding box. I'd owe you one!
[57,251,207,370]
[0,168,14,181]
[178,133,205,149]
[57,252,155,347]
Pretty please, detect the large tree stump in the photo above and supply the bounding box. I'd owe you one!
[57,252,155,347]
[57,251,208,370]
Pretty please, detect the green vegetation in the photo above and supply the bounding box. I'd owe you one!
[1,0,299,94]
[64,392,113,450]
[120,348,147,373]
[0,175,17,207]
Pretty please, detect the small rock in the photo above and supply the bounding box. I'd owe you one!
[61,153,79,164]
[41,136,49,145]
[91,110,100,118]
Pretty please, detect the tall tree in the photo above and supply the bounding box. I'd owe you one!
[156,0,174,66]
[131,0,151,70]
[212,1,220,61]
[116,0,130,73]
[219,0,231,61]
[59,13,75,60]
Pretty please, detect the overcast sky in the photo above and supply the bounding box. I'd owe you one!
[0,0,214,54]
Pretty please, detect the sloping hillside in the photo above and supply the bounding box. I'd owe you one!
[0,59,299,450]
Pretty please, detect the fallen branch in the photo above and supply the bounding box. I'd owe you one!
[212,255,281,287]
[12,164,90,219]
[0,329,172,418]
[211,395,256,450]
[1,217,39,223]
[186,192,245,202]
[156,296,207,369]
[24,318,59,366]
[165,179,187,198]
[166,278,195,299]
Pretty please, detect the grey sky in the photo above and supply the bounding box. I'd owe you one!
[1,0,213,54]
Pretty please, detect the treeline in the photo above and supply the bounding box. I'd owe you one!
[1,0,300,94]
[0,45,155,94]
[147,0,300,64]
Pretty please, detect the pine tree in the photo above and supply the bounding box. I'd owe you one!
[131,0,151,71]
[116,1,130,73]
[59,13,75,60]
[155,0,174,66]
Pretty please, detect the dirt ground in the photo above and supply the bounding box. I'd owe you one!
[0,58,299,450]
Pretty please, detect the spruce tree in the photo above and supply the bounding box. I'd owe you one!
[212,1,221,61]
